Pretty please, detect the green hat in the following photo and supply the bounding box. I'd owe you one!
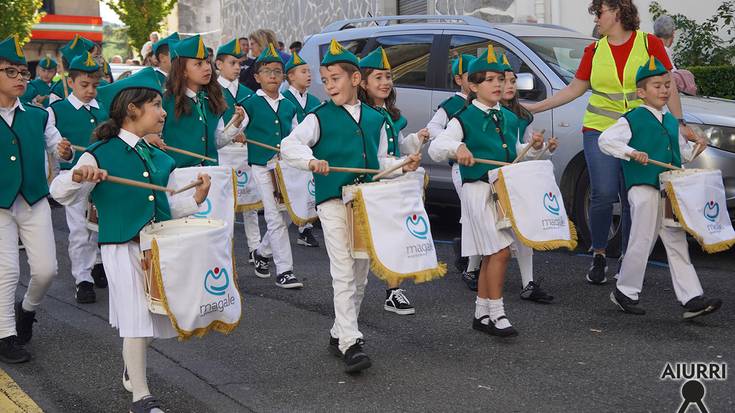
[60,34,96,63]
[320,39,359,67]
[467,44,506,75]
[39,56,58,70]
[103,60,111,78]
[256,43,282,64]
[636,55,668,84]
[152,32,179,56]
[0,36,26,65]
[68,52,100,73]
[216,38,243,58]
[451,54,475,76]
[284,50,307,73]
[96,67,162,113]
[171,34,208,60]
[359,46,390,70]
[500,53,512,72]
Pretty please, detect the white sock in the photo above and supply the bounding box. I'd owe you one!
[486,298,512,329]
[467,255,481,272]
[474,297,490,319]
[123,337,151,402]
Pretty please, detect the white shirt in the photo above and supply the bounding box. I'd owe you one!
[281,100,404,178]
[1,98,69,161]
[287,85,308,109]
[154,67,168,78]
[379,104,422,156]
[50,128,200,217]
[428,99,543,163]
[46,94,100,128]
[183,88,243,148]
[427,92,467,140]
[217,75,239,100]
[240,89,299,131]
[598,104,694,163]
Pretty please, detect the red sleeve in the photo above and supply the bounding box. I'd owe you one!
[646,34,673,70]
[575,42,597,81]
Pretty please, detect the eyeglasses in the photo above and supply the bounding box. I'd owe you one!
[0,67,32,80]
[258,69,283,77]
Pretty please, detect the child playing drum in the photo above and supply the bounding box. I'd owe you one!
[50,67,212,413]
[598,57,720,320]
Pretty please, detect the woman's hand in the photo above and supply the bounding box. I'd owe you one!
[193,173,211,204]
[309,159,330,175]
[456,144,475,166]
[73,165,107,183]
[402,153,422,172]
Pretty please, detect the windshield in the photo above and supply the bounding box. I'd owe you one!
[519,36,592,85]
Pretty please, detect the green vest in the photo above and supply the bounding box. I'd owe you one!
[0,105,51,208]
[50,79,71,100]
[88,137,175,243]
[621,107,681,189]
[438,94,466,119]
[311,100,384,204]
[162,93,220,167]
[50,99,109,169]
[456,105,519,183]
[22,79,52,107]
[241,94,297,166]
[376,106,407,157]
[282,89,321,123]
[221,82,253,124]
[501,106,533,143]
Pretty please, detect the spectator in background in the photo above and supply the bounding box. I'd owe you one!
[653,15,677,70]
[289,41,302,54]
[140,31,160,61]
[240,29,289,90]
[238,37,250,58]
[277,41,285,52]
[110,55,123,64]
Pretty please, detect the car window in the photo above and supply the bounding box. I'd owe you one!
[446,35,546,100]
[519,36,590,85]
[318,38,369,61]
[370,34,434,88]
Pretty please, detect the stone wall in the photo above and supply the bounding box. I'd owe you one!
[433,0,516,23]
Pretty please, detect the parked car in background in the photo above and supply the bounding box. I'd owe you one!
[301,15,735,255]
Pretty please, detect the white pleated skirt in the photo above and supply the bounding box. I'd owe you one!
[101,242,177,339]
[460,180,514,257]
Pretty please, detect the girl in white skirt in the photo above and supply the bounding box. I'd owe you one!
[428,46,544,337]
[51,68,211,413]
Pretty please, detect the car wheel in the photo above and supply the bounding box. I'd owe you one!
[573,167,623,258]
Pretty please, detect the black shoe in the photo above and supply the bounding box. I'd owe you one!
[14,301,36,345]
[297,228,320,247]
[275,271,303,289]
[91,263,107,288]
[248,250,255,265]
[472,315,518,337]
[328,336,340,357]
[586,253,608,285]
[343,342,371,373]
[384,288,415,315]
[462,270,479,292]
[520,281,554,303]
[610,288,645,315]
[75,281,96,304]
[683,296,722,320]
[253,251,270,278]
[453,238,468,272]
[0,336,31,364]
[129,395,164,413]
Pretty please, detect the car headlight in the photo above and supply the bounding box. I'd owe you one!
[690,124,735,153]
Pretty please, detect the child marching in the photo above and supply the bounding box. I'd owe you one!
[21,56,57,107]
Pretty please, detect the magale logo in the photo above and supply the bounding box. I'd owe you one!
[307,178,316,196]
[543,192,560,216]
[405,214,429,239]
[235,169,248,187]
[703,200,719,222]
[193,198,212,218]
[204,266,229,296]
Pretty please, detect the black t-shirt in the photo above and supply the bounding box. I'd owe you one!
[238,57,259,92]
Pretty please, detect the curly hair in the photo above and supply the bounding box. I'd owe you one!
[164,57,226,119]
[588,0,640,32]
[357,67,401,121]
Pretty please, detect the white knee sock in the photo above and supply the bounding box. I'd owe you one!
[487,298,512,329]
[467,255,481,272]
[123,337,151,402]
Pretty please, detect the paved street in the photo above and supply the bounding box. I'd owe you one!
[2,204,733,412]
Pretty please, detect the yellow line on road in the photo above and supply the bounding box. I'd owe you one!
[0,367,43,413]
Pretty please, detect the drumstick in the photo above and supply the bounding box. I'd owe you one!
[513,129,545,164]
[627,153,681,170]
[692,142,707,160]
[73,169,176,193]
[163,145,217,163]
[329,166,381,174]
[243,138,281,152]
[57,53,69,98]
[371,133,429,181]
[474,158,511,167]
[71,144,85,152]
[172,178,204,194]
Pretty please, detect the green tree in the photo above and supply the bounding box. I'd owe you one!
[103,0,177,54]
[0,0,45,44]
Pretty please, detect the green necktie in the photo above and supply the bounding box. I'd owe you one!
[482,108,504,132]
[194,91,207,123]
[135,140,158,174]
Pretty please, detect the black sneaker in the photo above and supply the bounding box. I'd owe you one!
[0,336,31,364]
[586,253,608,285]
[453,238,468,272]
[91,263,107,288]
[297,227,320,247]
[253,251,270,278]
[520,281,554,303]
[248,250,255,265]
[683,296,722,320]
[462,270,479,292]
[75,281,96,304]
[472,315,518,337]
[328,336,340,357]
[129,395,164,413]
[14,301,36,345]
[343,341,371,373]
[275,271,303,289]
[610,288,645,315]
[384,288,415,315]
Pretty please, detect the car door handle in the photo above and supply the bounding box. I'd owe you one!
[558,122,570,127]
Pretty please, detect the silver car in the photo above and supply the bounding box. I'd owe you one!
[300,15,735,255]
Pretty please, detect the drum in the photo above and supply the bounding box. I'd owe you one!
[659,169,707,228]
[217,143,263,212]
[167,165,236,237]
[85,201,99,232]
[266,159,287,212]
[274,160,318,226]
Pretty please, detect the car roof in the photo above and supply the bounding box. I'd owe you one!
[494,23,588,38]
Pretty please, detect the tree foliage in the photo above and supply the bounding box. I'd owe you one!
[103,0,177,53]
[0,0,45,44]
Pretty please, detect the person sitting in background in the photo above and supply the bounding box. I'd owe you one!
[653,14,697,95]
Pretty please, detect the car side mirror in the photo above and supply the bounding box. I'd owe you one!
[516,73,535,91]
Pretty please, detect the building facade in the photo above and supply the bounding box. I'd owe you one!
[25,0,102,62]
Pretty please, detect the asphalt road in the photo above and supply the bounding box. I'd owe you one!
[2,204,733,412]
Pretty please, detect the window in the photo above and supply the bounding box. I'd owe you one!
[519,36,590,85]
[319,38,369,63]
[371,34,433,88]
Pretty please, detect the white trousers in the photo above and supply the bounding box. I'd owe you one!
[318,199,370,354]
[616,186,703,304]
[0,198,57,339]
[241,210,262,253]
[62,171,100,284]
[251,165,293,274]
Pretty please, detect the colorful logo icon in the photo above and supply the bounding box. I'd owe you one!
[405,214,429,239]
[235,169,248,187]
[204,266,229,296]
[543,192,560,216]
[704,200,719,222]
[193,198,212,218]
[307,178,316,196]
